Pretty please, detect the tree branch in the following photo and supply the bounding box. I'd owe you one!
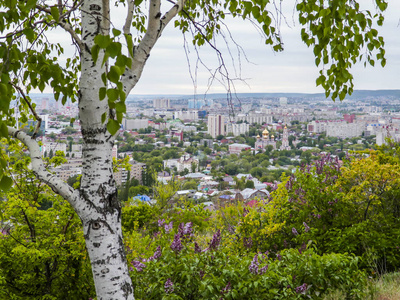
[36,3,84,51]
[123,0,135,35]
[122,0,186,94]
[7,127,78,211]
[12,84,42,139]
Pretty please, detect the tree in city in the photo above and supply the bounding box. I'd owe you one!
[0,0,388,299]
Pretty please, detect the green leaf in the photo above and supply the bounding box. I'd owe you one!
[125,34,134,57]
[0,175,12,192]
[106,88,119,102]
[107,66,121,83]
[112,28,121,37]
[107,42,122,58]
[92,44,100,64]
[99,87,107,100]
[0,122,8,137]
[50,6,60,21]
[101,112,107,124]
[115,101,126,113]
[107,119,120,135]
[94,34,111,48]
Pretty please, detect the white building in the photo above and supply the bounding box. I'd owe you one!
[376,125,400,146]
[326,121,365,139]
[153,98,170,109]
[234,113,273,125]
[174,110,198,121]
[226,123,250,136]
[307,120,328,133]
[124,119,149,130]
[163,154,199,172]
[208,114,225,138]
[41,141,67,156]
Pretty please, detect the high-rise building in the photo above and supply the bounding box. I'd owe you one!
[153,98,170,109]
[208,114,225,138]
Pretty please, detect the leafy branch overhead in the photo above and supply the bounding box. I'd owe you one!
[297,0,387,100]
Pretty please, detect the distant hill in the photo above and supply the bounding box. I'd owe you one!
[127,90,400,101]
[26,90,400,102]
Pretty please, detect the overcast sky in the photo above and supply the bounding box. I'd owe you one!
[126,0,400,95]
[45,1,400,96]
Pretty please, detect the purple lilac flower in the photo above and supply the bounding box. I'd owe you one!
[183,222,193,236]
[227,224,235,234]
[259,264,268,275]
[221,282,232,294]
[177,222,185,237]
[149,246,161,261]
[276,253,282,261]
[292,227,299,236]
[295,283,308,294]
[164,221,173,233]
[243,237,253,249]
[249,254,259,275]
[170,234,183,253]
[131,260,146,272]
[283,240,288,248]
[158,219,165,227]
[194,242,202,253]
[199,270,205,279]
[209,229,221,250]
[164,278,174,294]
[303,222,310,233]
[317,214,321,219]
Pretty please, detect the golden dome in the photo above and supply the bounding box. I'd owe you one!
[271,135,275,138]
[256,134,260,138]
[262,129,269,134]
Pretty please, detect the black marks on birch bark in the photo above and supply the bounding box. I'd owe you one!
[89,4,101,11]
[121,281,134,300]
[84,218,115,239]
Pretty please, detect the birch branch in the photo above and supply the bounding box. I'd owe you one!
[7,127,79,211]
[122,0,186,94]
[12,84,42,139]
[36,3,84,51]
[123,0,135,35]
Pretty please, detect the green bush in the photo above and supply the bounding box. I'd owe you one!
[128,222,368,299]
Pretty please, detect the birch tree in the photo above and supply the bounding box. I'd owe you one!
[0,0,388,299]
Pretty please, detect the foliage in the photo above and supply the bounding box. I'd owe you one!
[0,142,94,299]
[122,201,158,232]
[127,221,368,299]
[265,152,400,272]
[297,0,387,100]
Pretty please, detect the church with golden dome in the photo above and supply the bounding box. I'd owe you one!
[255,128,276,152]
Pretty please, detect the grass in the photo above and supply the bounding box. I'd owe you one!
[323,272,400,300]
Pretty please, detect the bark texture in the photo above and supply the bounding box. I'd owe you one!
[78,0,134,299]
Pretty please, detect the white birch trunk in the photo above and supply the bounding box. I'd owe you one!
[77,0,134,299]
